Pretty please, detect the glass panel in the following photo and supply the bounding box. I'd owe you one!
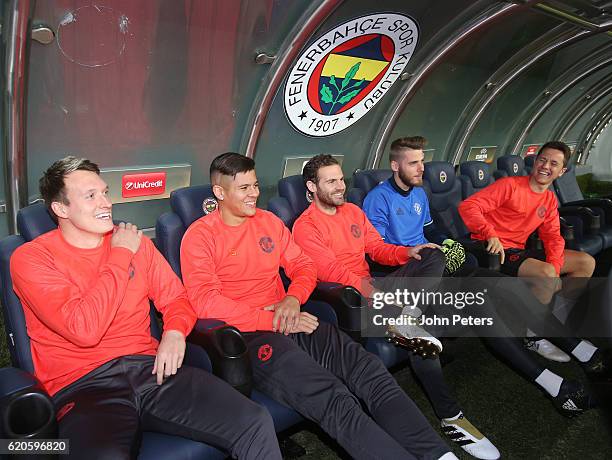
[381,7,561,166]
[465,33,610,160]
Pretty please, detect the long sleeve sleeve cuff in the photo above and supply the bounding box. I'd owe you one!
[163,300,197,337]
[287,284,312,306]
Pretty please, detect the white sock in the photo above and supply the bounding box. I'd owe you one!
[438,452,459,460]
[571,340,598,362]
[552,295,573,324]
[535,369,563,397]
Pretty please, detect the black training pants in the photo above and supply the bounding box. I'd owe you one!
[52,355,281,460]
[244,321,450,460]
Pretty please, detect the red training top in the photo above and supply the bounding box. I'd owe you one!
[10,229,196,396]
[181,209,316,331]
[458,176,564,274]
[292,202,410,294]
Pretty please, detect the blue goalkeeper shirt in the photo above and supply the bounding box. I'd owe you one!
[363,178,432,246]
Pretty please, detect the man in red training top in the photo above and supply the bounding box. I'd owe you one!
[292,154,446,352]
[459,142,609,390]
[181,152,456,460]
[11,157,281,459]
[458,141,595,301]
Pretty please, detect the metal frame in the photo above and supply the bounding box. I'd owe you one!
[239,0,343,159]
[446,24,587,165]
[368,1,517,168]
[576,99,612,163]
[506,46,612,155]
[551,75,612,141]
[2,0,34,233]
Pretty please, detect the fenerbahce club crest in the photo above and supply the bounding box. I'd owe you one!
[284,13,419,137]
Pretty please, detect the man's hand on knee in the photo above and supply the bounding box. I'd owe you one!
[153,330,186,384]
[407,243,441,260]
[486,237,505,264]
[289,311,319,334]
[264,295,301,335]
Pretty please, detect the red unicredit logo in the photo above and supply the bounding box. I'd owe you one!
[122,172,166,198]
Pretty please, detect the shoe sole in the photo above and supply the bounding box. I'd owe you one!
[386,332,440,359]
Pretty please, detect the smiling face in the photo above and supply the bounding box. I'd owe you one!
[392,148,425,189]
[307,164,346,213]
[214,169,259,225]
[51,170,113,247]
[530,147,566,188]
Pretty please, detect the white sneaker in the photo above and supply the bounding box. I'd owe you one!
[525,338,571,362]
[441,412,500,460]
[387,322,442,359]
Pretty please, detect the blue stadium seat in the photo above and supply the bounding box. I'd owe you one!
[494,155,528,180]
[422,162,471,242]
[0,202,224,459]
[156,184,338,432]
[267,176,310,228]
[347,169,393,207]
[458,161,495,199]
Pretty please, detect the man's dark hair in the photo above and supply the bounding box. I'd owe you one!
[39,156,100,218]
[537,141,572,167]
[389,136,427,163]
[210,152,255,182]
[302,154,339,189]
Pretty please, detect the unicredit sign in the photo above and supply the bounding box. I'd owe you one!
[122,172,166,198]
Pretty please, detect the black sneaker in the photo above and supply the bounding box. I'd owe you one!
[583,349,612,379]
[552,380,592,417]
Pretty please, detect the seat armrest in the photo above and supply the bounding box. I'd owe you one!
[0,367,42,397]
[566,198,612,225]
[187,320,252,397]
[0,367,57,439]
[559,206,600,235]
[559,216,575,248]
[311,283,365,334]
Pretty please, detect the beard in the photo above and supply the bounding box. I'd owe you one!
[316,189,345,208]
[398,168,423,187]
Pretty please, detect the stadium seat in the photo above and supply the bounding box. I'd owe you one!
[524,155,536,173]
[155,185,337,432]
[347,169,393,207]
[267,176,310,228]
[458,161,495,199]
[422,162,472,242]
[0,202,225,459]
[266,174,415,368]
[553,163,612,249]
[494,155,528,180]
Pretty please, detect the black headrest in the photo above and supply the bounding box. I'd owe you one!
[353,169,392,194]
[423,162,456,193]
[496,155,525,176]
[524,155,536,168]
[170,185,215,228]
[460,161,491,188]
